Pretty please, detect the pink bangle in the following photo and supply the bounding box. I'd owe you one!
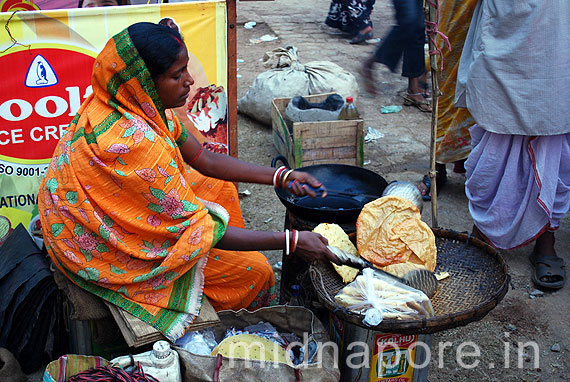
[187,144,204,165]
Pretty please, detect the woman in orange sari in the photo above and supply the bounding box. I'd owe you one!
[38,22,338,341]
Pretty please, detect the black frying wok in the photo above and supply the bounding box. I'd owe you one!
[271,155,388,223]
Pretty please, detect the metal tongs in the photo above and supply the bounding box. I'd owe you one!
[292,184,380,200]
[327,245,438,297]
[327,245,406,283]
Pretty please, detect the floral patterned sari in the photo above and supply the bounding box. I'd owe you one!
[38,28,275,341]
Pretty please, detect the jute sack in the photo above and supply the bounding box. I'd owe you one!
[175,305,340,382]
[237,46,358,126]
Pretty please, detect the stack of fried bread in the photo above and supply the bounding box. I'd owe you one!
[313,196,436,283]
[315,196,437,321]
[356,195,436,277]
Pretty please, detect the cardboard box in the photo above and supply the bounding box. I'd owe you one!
[271,94,364,168]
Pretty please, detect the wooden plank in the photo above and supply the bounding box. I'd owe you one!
[271,99,294,165]
[300,127,357,140]
[305,158,357,166]
[302,147,333,161]
[296,120,358,132]
[300,135,357,150]
[356,120,364,166]
[302,146,356,161]
[107,297,220,348]
[227,0,238,158]
[294,125,303,168]
[297,122,361,139]
[332,146,357,158]
[273,97,290,115]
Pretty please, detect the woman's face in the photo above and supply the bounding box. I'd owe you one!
[82,0,120,7]
[154,48,194,109]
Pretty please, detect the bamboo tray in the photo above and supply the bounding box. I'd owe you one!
[310,228,510,334]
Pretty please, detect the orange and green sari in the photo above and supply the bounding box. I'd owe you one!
[38,28,275,341]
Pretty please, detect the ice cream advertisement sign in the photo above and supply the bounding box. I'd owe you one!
[0,42,96,243]
[0,45,95,162]
[0,2,229,244]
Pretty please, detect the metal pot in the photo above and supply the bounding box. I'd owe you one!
[272,155,388,223]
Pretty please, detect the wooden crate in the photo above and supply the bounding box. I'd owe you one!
[271,94,364,168]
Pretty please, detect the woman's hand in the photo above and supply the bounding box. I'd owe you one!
[284,171,328,198]
[293,231,340,264]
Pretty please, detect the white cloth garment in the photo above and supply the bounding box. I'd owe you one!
[455,0,570,136]
[465,125,570,249]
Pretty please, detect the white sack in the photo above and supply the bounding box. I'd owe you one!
[238,46,359,126]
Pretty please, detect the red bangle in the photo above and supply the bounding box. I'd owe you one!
[273,166,288,188]
[187,144,204,165]
[291,229,298,253]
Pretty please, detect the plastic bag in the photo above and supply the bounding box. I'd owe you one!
[175,329,218,355]
[335,268,434,326]
[284,94,345,122]
[237,46,358,125]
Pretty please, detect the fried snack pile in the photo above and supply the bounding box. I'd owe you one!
[313,223,360,283]
[356,196,436,277]
[335,269,434,322]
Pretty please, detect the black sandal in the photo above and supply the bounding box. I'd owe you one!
[350,30,373,45]
[529,250,566,290]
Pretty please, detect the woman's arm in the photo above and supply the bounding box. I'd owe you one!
[180,135,275,183]
[215,226,340,264]
[179,132,326,196]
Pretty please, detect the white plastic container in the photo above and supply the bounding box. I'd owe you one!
[111,340,181,382]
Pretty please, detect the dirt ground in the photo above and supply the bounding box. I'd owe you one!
[23,1,568,380]
[234,0,569,380]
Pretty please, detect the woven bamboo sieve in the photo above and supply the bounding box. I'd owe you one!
[310,228,510,334]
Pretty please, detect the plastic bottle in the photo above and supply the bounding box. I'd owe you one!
[110,340,181,382]
[338,96,360,120]
[288,284,301,306]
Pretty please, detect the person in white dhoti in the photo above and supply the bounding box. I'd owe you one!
[456,0,569,289]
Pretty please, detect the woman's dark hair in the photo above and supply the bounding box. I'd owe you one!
[128,22,185,80]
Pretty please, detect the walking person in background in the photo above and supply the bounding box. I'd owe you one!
[417,0,478,200]
[457,0,568,289]
[359,0,430,112]
[325,0,375,44]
